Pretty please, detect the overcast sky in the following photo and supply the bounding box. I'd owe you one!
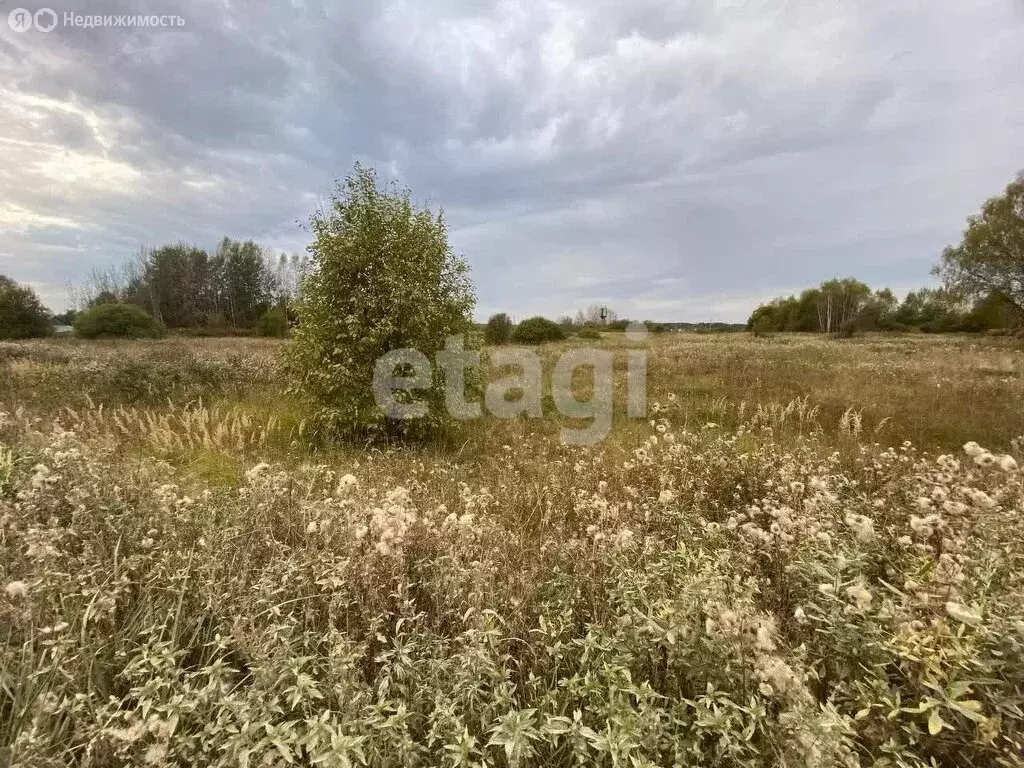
[1,0,1022,320]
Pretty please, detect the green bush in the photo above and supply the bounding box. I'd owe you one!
[511,316,565,344]
[286,164,476,441]
[484,312,513,345]
[576,326,601,340]
[0,275,52,339]
[73,302,164,339]
[255,308,289,337]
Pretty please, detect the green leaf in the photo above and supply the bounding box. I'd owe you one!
[928,709,944,736]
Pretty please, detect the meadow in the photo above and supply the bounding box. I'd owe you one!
[2,332,1023,767]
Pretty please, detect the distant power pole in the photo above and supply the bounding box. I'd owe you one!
[599,306,608,325]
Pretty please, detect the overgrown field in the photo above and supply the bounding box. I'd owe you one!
[2,333,1024,767]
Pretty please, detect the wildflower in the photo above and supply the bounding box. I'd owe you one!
[909,513,941,538]
[974,451,996,468]
[794,606,808,624]
[945,602,982,627]
[5,580,28,599]
[963,441,984,457]
[245,462,271,482]
[337,473,358,493]
[142,741,169,764]
[844,512,874,542]
[658,489,676,505]
[997,454,1018,472]
[306,521,318,534]
[845,582,873,610]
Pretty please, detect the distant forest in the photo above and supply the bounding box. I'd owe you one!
[53,238,309,330]
[747,279,1020,335]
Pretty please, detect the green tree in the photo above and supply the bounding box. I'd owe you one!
[893,288,965,332]
[484,313,513,345]
[859,288,899,330]
[73,302,164,339]
[255,307,289,337]
[936,172,1024,313]
[213,237,275,327]
[0,276,52,339]
[140,243,212,327]
[286,164,475,440]
[962,291,1022,332]
[747,304,781,334]
[511,316,565,343]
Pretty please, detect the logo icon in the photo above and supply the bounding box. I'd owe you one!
[34,7,56,31]
[8,7,33,31]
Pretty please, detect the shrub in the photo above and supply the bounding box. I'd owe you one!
[484,313,513,345]
[255,308,289,337]
[836,319,858,338]
[73,302,164,339]
[576,326,601,340]
[511,316,565,344]
[286,164,475,441]
[0,275,52,339]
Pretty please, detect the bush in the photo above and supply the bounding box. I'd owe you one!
[484,312,513,345]
[73,302,164,339]
[255,308,289,337]
[576,326,601,340]
[286,164,475,441]
[0,275,52,339]
[511,316,566,344]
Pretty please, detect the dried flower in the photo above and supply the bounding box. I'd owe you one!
[5,580,28,599]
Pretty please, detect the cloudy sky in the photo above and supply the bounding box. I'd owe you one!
[1,0,1022,320]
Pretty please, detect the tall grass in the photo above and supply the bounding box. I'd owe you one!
[1,333,1023,766]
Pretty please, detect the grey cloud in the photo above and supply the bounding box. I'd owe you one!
[0,0,1022,320]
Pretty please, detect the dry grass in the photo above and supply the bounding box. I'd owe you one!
[1,332,1023,766]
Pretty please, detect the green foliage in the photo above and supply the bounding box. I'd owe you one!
[213,237,275,327]
[576,326,601,340]
[0,275,52,339]
[511,316,565,344]
[936,171,1024,312]
[255,308,289,338]
[745,278,1019,334]
[484,312,513,345]
[73,302,164,339]
[286,163,475,441]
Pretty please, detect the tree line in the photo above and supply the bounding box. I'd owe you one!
[748,172,1024,335]
[64,237,310,329]
[747,279,1020,334]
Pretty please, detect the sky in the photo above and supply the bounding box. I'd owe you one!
[1,1,1022,321]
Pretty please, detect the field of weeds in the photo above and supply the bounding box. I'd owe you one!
[2,332,1024,767]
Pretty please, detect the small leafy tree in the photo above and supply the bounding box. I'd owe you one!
[73,303,164,339]
[511,317,565,344]
[484,313,513,345]
[287,164,475,440]
[255,308,289,337]
[0,275,52,339]
[936,172,1024,313]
